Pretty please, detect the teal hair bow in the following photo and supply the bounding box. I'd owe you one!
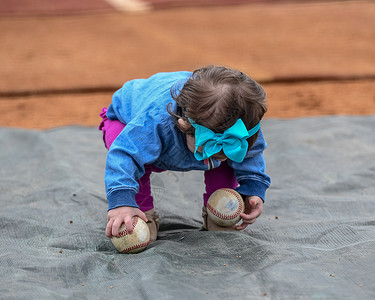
[188,118,260,163]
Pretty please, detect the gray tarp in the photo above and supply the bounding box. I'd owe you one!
[1,116,374,299]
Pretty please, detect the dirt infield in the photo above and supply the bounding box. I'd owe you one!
[0,1,374,129]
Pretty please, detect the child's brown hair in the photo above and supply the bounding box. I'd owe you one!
[168,65,267,150]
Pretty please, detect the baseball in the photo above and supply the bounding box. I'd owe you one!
[111,216,151,254]
[206,188,244,227]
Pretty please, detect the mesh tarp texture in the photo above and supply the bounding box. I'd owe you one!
[1,116,374,299]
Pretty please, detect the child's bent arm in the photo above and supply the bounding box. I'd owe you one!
[105,114,168,210]
[106,206,147,238]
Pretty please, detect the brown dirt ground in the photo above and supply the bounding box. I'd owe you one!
[0,1,374,129]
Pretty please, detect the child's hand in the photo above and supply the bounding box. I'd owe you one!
[106,206,147,238]
[236,196,263,230]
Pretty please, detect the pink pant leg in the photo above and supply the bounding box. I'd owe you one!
[99,107,126,149]
[135,165,165,211]
[99,107,164,212]
[203,161,238,206]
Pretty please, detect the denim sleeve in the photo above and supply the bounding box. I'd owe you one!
[228,129,271,202]
[104,112,171,211]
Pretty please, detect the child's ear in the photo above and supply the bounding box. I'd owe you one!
[177,118,191,132]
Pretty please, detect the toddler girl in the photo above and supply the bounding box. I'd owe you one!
[99,66,271,241]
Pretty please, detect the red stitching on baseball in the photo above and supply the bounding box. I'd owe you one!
[117,216,150,252]
[207,189,243,220]
[118,217,139,237]
[119,230,127,237]
[121,240,150,253]
[132,217,138,228]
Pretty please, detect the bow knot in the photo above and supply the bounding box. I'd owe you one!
[188,118,260,163]
[214,135,224,144]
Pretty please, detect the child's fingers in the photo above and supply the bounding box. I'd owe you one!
[124,216,134,235]
[236,210,261,230]
[106,219,114,238]
[236,197,263,230]
[111,218,125,237]
[138,211,148,224]
[249,197,259,208]
[236,223,248,230]
[240,216,257,225]
[241,210,260,222]
[236,218,256,230]
[236,217,257,230]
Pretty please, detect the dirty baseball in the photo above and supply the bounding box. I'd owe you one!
[206,188,245,227]
[111,216,151,254]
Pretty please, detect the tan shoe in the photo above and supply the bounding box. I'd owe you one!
[144,209,159,242]
[202,206,237,231]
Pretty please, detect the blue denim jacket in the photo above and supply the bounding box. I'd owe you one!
[105,71,271,211]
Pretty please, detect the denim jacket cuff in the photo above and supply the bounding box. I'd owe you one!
[107,189,138,211]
